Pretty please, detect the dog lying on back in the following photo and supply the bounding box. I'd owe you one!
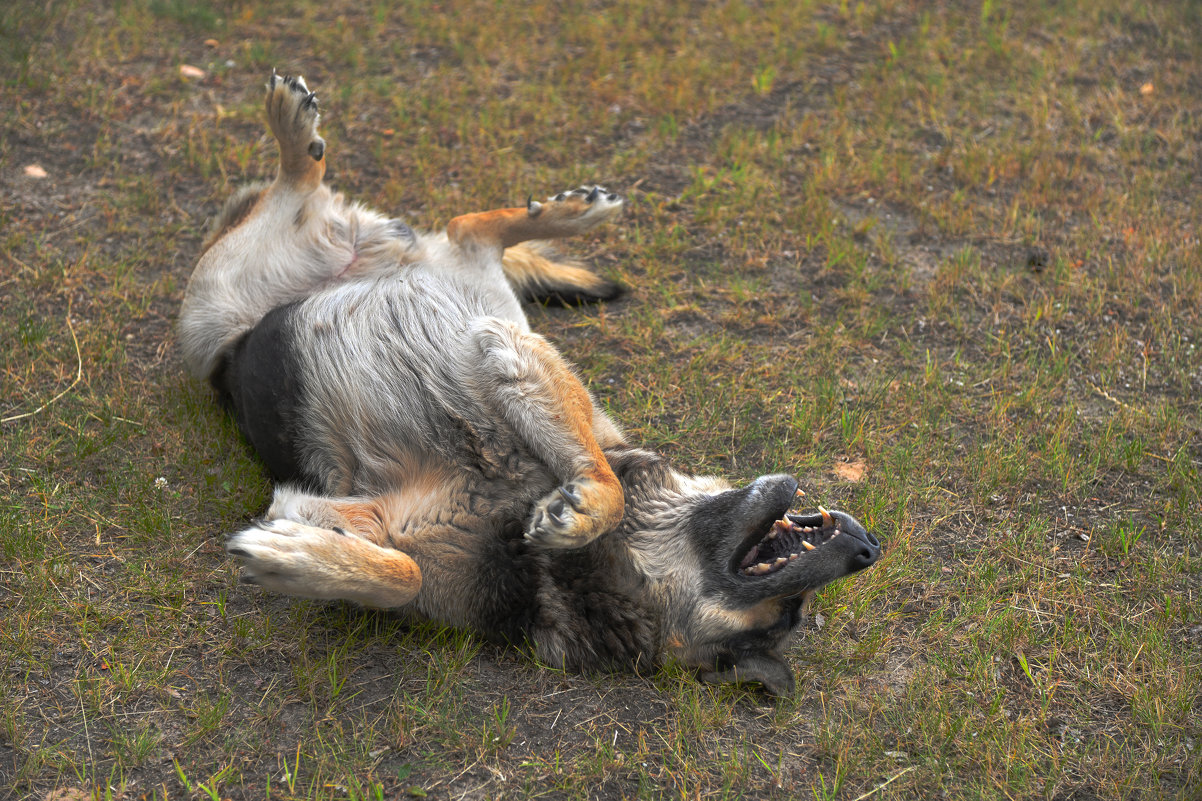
[180,73,881,695]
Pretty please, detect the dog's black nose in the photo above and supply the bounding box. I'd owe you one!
[831,510,881,571]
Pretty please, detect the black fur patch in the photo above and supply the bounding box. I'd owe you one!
[522,278,625,307]
[466,521,656,673]
[537,537,656,671]
[213,302,318,488]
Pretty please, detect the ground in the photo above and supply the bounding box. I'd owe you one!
[1,1,1199,799]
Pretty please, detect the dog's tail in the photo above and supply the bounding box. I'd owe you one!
[501,242,623,306]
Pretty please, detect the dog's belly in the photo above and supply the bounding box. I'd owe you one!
[220,271,550,497]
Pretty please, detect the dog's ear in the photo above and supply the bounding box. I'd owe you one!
[700,651,796,696]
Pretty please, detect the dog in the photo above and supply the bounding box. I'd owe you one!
[179,73,881,696]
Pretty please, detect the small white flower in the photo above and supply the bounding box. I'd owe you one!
[154,477,168,490]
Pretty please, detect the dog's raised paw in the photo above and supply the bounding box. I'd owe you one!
[553,185,623,211]
[265,70,325,164]
[530,185,624,230]
[553,186,621,204]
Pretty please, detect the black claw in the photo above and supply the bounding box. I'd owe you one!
[303,90,318,109]
[606,193,620,202]
[239,575,260,585]
[269,68,278,88]
[586,186,600,202]
[547,497,565,521]
[558,484,583,509]
[308,139,325,160]
[554,192,566,202]
[227,546,251,558]
[331,526,346,536]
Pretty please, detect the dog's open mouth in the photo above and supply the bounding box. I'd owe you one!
[735,497,844,577]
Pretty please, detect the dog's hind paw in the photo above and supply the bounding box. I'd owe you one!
[528,186,623,231]
[447,184,623,249]
[266,70,326,166]
[227,519,421,607]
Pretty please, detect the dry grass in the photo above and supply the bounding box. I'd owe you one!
[1,0,1199,798]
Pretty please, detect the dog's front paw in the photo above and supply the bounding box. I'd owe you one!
[526,186,624,231]
[526,476,623,549]
[265,70,325,162]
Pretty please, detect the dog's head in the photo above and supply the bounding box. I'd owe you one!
[618,457,880,696]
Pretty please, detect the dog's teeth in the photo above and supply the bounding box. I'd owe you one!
[773,557,787,568]
[754,562,773,574]
[788,553,799,561]
[819,506,834,527]
[802,540,815,551]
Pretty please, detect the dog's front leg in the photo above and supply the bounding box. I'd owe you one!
[470,318,625,548]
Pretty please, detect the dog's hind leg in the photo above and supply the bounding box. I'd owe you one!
[264,71,326,192]
[470,318,625,548]
[448,186,623,252]
[226,515,421,608]
[181,73,342,378]
[262,485,394,543]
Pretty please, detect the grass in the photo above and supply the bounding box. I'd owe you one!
[2,0,1200,798]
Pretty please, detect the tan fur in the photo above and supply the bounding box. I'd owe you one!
[499,242,614,299]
